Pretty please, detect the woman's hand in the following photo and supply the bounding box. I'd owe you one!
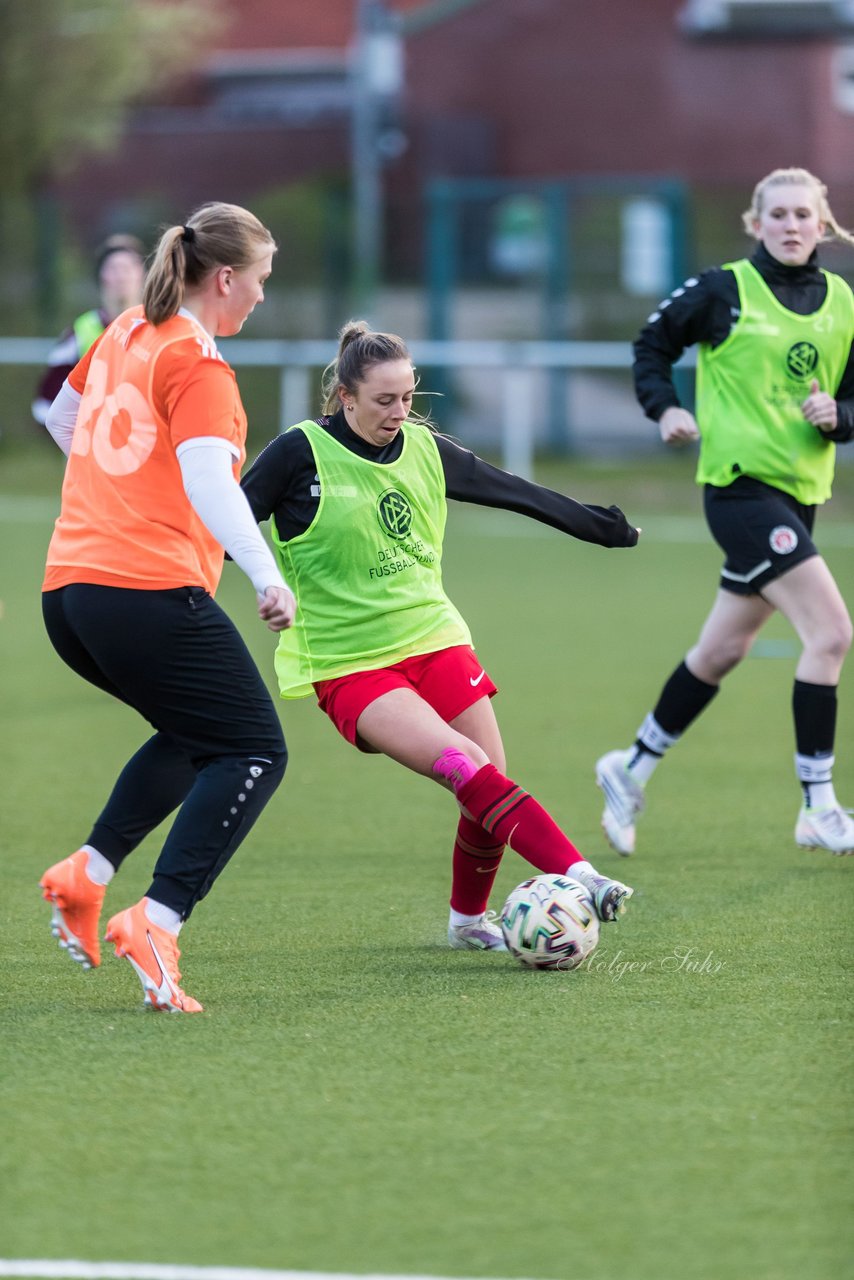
[258,585,296,632]
[801,378,838,433]
[659,406,700,445]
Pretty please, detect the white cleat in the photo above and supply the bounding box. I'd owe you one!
[49,904,94,970]
[589,876,634,923]
[567,867,634,923]
[595,749,645,856]
[448,911,507,951]
[795,805,854,856]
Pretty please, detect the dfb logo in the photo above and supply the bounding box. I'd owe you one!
[785,342,819,381]
[377,488,413,541]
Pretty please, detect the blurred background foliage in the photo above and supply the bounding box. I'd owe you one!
[0,0,224,196]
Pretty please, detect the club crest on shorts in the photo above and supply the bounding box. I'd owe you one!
[769,525,798,555]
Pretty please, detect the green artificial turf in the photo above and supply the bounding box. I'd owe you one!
[0,448,852,1280]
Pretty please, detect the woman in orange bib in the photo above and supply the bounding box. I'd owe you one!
[39,203,295,1013]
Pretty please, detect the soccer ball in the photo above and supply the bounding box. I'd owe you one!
[500,874,600,970]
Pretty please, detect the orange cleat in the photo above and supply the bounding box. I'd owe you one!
[40,849,106,969]
[105,899,203,1013]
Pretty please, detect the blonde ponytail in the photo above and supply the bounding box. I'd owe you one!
[142,202,276,326]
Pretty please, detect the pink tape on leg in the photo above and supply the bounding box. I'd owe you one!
[432,747,481,794]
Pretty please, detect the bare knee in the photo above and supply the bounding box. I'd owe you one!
[803,614,854,669]
[831,613,853,663]
[687,635,751,683]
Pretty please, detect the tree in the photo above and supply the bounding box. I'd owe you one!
[0,0,224,195]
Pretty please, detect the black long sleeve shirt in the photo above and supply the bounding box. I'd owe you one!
[633,243,854,443]
[242,410,639,547]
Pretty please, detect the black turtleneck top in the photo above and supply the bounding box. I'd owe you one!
[632,242,854,444]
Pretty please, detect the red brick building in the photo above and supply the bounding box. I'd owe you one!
[58,0,854,268]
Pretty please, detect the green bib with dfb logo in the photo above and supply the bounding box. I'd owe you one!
[271,419,471,698]
[695,258,854,504]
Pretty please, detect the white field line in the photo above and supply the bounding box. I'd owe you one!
[0,1265,546,1280]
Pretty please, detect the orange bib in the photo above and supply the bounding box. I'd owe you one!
[44,307,247,595]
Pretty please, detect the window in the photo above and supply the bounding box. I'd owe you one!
[834,41,854,108]
[680,0,854,36]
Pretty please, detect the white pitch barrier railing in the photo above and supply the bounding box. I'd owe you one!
[218,339,647,480]
[0,337,696,479]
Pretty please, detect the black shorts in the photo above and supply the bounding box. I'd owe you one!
[703,477,818,596]
[42,583,285,762]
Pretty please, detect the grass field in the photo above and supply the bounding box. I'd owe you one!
[1,444,852,1280]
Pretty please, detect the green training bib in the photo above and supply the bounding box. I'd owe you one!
[695,259,854,504]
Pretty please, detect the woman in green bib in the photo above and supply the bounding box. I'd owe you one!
[32,234,146,426]
[243,320,640,949]
[596,167,854,857]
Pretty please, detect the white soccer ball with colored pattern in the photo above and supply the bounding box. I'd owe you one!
[500,873,599,970]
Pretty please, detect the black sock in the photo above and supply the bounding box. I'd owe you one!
[792,680,837,757]
[649,660,719,738]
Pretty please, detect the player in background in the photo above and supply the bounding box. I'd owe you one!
[39,203,296,1012]
[596,167,854,856]
[242,320,638,951]
[31,234,146,425]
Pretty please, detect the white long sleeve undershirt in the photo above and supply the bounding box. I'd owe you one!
[176,438,287,597]
[44,381,286,598]
[44,379,81,455]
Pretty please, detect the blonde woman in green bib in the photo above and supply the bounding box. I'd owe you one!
[597,168,854,857]
[243,321,640,949]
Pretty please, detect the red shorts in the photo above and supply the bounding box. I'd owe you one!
[315,645,498,751]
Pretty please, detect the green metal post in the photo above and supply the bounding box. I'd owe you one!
[34,187,60,331]
[426,180,456,408]
[543,181,571,453]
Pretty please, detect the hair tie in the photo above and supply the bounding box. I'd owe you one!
[181,225,196,244]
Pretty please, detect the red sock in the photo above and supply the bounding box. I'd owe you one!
[450,814,505,914]
[456,763,582,874]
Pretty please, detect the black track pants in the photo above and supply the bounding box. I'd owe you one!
[43,584,287,917]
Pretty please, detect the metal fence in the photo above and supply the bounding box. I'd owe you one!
[0,337,697,477]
